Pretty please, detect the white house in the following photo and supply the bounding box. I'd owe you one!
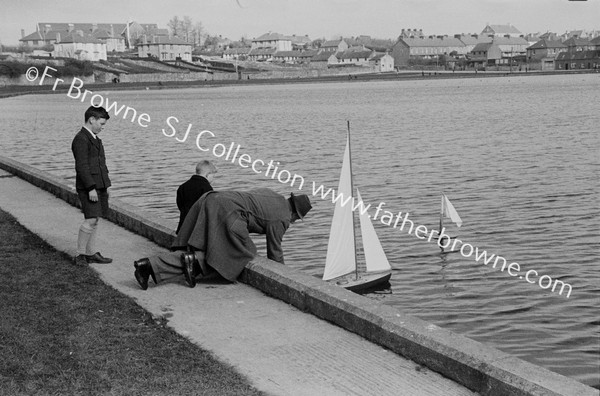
[251,32,292,51]
[370,53,395,72]
[481,24,522,38]
[52,32,107,61]
[320,39,349,53]
[337,48,374,66]
[137,36,192,62]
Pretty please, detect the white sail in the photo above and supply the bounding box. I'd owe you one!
[356,189,391,273]
[441,194,462,228]
[323,136,356,280]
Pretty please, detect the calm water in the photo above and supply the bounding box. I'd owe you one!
[1,74,599,387]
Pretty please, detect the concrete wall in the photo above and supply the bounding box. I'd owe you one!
[94,71,211,84]
[0,74,95,87]
[0,154,596,396]
[240,66,378,80]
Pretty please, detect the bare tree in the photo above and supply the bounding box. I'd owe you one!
[168,16,181,38]
[193,22,204,47]
[168,15,205,46]
[182,16,193,42]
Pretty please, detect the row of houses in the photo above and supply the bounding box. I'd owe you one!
[222,30,600,71]
[15,22,600,71]
[218,25,600,70]
[18,22,195,63]
[220,46,394,71]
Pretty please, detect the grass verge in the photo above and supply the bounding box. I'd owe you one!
[0,209,264,396]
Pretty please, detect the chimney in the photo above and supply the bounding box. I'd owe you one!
[68,23,74,32]
[92,23,98,32]
[110,24,114,37]
[45,24,51,34]
[21,29,25,38]
[56,32,61,43]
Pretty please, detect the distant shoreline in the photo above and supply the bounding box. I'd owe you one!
[1,69,596,99]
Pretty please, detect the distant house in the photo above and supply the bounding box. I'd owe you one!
[490,36,530,58]
[247,48,276,62]
[539,32,561,41]
[294,49,318,64]
[214,35,232,49]
[591,36,600,50]
[251,32,292,51]
[454,34,491,53]
[390,36,467,67]
[19,22,155,52]
[272,51,301,63]
[481,24,522,38]
[336,48,375,67]
[563,37,593,53]
[327,47,393,71]
[362,39,395,53]
[369,53,394,72]
[320,39,348,53]
[560,30,584,41]
[222,47,250,60]
[310,50,337,68]
[390,40,410,67]
[469,42,502,67]
[121,21,164,48]
[526,39,566,70]
[290,35,312,50]
[52,32,107,61]
[555,50,600,70]
[400,36,466,57]
[137,36,192,61]
[269,50,317,64]
[20,30,55,47]
[92,28,126,52]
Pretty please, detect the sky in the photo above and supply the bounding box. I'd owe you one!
[1,0,599,45]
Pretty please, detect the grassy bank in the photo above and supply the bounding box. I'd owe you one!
[0,209,263,396]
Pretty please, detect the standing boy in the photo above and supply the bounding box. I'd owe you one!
[72,106,113,265]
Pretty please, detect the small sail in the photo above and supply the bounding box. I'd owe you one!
[356,189,391,273]
[441,194,462,228]
[323,136,356,281]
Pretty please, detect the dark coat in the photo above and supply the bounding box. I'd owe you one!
[172,188,291,281]
[71,127,111,192]
[176,175,213,233]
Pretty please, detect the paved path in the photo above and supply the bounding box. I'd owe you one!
[0,169,478,396]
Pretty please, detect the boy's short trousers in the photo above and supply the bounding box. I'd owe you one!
[77,188,109,219]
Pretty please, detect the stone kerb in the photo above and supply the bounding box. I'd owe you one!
[0,155,597,396]
[244,257,598,396]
